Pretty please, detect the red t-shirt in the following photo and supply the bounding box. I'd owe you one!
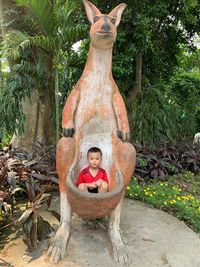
[77,166,108,186]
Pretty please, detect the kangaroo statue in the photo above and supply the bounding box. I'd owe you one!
[47,0,136,265]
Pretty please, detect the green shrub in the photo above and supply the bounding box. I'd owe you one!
[126,175,200,232]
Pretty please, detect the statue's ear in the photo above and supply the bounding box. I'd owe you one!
[83,0,102,24]
[108,3,127,27]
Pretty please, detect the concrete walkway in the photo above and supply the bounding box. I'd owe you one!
[1,196,200,267]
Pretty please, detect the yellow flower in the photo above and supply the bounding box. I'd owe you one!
[177,197,181,201]
[145,192,149,195]
[153,192,156,195]
[160,183,164,186]
[179,188,182,192]
[127,186,130,190]
[147,188,150,191]
[188,194,194,199]
[150,194,153,197]
[162,193,165,196]
[136,185,139,188]
[164,201,167,205]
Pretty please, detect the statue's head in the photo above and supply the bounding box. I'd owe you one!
[83,0,127,50]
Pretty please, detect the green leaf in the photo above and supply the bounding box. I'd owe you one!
[16,0,55,36]
[35,193,52,211]
[11,187,27,196]
[18,208,33,225]
[47,209,60,222]
[37,215,51,241]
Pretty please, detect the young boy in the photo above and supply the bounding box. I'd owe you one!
[77,147,109,193]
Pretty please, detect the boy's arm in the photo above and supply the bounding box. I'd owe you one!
[77,171,84,186]
[102,169,109,183]
[84,182,98,188]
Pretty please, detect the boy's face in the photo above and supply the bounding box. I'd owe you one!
[88,152,102,169]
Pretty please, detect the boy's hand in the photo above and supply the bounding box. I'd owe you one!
[86,182,97,189]
[95,179,103,187]
[86,179,103,189]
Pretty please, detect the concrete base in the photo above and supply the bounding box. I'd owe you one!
[1,196,200,267]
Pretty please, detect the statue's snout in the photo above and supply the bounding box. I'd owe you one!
[101,22,111,32]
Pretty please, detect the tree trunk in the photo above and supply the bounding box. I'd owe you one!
[0,0,7,92]
[41,90,56,146]
[133,50,142,100]
[54,67,60,143]
[127,50,142,110]
[12,90,56,151]
[32,101,40,150]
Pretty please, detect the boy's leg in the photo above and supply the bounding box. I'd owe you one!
[99,181,108,193]
[78,183,88,191]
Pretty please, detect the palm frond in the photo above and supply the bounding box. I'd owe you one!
[3,30,55,59]
[28,35,55,52]
[2,30,30,59]
[61,26,86,49]
[55,0,77,28]
[13,60,49,84]
[67,52,84,68]
[15,0,55,36]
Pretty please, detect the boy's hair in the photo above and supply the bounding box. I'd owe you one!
[87,147,102,157]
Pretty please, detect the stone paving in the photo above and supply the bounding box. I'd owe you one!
[1,196,200,267]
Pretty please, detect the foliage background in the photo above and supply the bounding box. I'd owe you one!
[0,0,200,146]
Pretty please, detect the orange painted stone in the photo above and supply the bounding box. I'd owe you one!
[56,0,136,219]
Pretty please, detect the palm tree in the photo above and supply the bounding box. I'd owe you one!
[2,0,85,148]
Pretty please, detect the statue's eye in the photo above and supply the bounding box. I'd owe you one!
[94,16,100,23]
[111,18,116,24]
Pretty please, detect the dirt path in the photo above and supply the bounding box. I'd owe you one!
[1,196,200,267]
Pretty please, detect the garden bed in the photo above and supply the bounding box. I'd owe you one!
[126,172,200,233]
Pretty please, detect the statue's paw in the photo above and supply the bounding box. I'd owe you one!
[63,127,75,137]
[117,130,130,142]
[113,243,131,266]
[47,225,70,263]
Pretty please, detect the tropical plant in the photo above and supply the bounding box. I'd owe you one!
[134,142,200,180]
[181,144,200,174]
[17,179,58,251]
[0,142,58,224]
[1,0,86,146]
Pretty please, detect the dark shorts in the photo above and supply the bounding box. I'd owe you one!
[88,187,99,193]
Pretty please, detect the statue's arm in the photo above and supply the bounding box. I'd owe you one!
[112,86,130,142]
[62,84,80,137]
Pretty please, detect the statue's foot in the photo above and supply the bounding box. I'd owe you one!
[112,241,131,266]
[47,223,70,264]
[109,229,131,266]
